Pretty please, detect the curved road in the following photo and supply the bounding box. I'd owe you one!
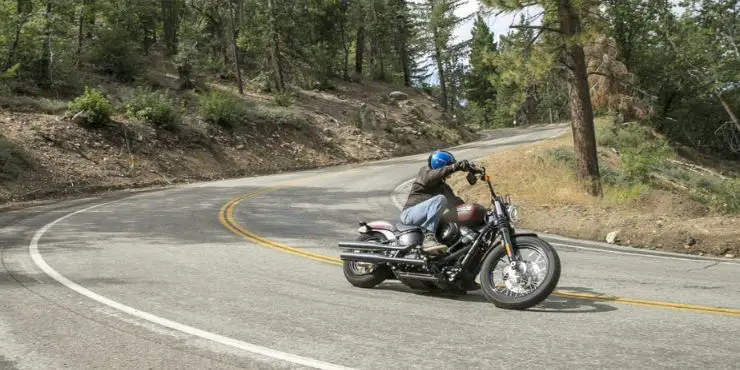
[2,125,739,369]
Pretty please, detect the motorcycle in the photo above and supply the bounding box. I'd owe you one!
[337,163,561,310]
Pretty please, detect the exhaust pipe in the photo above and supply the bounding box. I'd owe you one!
[337,241,405,251]
[339,252,425,266]
[395,272,439,282]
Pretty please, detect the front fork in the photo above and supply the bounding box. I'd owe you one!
[500,226,521,264]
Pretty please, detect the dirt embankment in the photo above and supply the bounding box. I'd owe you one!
[449,123,740,258]
[0,80,475,206]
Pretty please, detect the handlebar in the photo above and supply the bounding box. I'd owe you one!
[467,162,485,175]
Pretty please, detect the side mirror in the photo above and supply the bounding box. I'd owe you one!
[466,171,478,185]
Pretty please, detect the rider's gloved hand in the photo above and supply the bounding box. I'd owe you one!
[454,160,470,172]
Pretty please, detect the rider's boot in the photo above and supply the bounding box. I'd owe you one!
[421,232,447,255]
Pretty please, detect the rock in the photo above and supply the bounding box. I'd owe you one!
[605,231,619,244]
[357,103,381,130]
[726,254,736,258]
[236,144,245,150]
[389,91,408,101]
[685,236,697,246]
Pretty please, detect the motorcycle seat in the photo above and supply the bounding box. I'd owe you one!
[394,224,423,233]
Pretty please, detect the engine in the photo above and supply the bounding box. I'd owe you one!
[436,221,479,252]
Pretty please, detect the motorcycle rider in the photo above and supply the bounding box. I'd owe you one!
[400,150,471,241]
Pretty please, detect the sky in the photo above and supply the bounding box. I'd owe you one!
[423,0,540,85]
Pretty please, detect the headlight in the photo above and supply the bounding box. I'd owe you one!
[507,204,520,223]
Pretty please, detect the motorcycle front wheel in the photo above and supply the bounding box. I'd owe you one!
[479,236,560,310]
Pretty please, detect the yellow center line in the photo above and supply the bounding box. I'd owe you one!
[218,187,740,318]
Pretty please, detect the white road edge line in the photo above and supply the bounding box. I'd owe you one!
[29,202,356,370]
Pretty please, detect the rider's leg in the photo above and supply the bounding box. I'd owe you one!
[399,195,447,233]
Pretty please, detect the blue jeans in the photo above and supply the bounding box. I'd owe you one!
[400,195,447,233]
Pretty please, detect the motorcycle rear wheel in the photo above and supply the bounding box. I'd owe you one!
[342,232,394,288]
[479,236,560,310]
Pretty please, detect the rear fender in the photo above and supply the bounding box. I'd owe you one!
[358,221,397,241]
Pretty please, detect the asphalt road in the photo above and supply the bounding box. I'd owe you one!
[2,124,739,370]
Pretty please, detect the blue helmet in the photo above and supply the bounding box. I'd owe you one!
[428,150,456,170]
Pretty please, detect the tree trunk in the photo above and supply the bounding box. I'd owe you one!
[355,25,365,75]
[433,29,448,111]
[718,91,740,134]
[559,0,602,196]
[6,0,31,70]
[267,0,284,91]
[395,0,411,86]
[161,0,178,56]
[341,21,349,80]
[77,3,84,64]
[40,1,54,87]
[227,0,243,94]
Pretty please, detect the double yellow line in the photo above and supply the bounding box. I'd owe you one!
[219,186,342,266]
[218,186,740,318]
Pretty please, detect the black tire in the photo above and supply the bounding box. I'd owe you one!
[342,232,394,289]
[479,236,560,310]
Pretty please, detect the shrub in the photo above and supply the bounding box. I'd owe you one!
[197,91,246,129]
[690,177,740,214]
[125,87,181,130]
[273,91,293,107]
[67,87,113,127]
[620,141,672,182]
[546,146,576,167]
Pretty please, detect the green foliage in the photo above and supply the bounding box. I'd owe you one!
[620,141,672,182]
[124,87,182,130]
[197,91,247,129]
[67,87,113,127]
[597,122,673,182]
[691,177,740,215]
[89,28,144,82]
[272,92,293,107]
[547,146,576,167]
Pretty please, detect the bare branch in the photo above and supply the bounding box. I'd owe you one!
[510,25,563,34]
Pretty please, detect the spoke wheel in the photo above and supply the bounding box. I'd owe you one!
[479,236,560,310]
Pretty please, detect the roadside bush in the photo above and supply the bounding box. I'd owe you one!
[620,141,672,182]
[197,91,246,129]
[547,146,576,166]
[67,87,113,127]
[125,87,181,130]
[596,122,673,183]
[273,91,293,107]
[691,178,740,214]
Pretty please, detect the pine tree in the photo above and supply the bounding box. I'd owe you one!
[415,0,473,112]
[464,13,498,126]
[481,0,603,196]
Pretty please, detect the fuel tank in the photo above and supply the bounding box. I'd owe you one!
[454,203,487,227]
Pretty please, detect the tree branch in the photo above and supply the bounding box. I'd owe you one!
[586,70,658,100]
[510,25,562,34]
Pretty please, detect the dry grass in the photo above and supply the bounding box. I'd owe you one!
[448,122,740,257]
[449,134,598,206]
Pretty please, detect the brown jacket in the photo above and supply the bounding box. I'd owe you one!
[403,165,464,210]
